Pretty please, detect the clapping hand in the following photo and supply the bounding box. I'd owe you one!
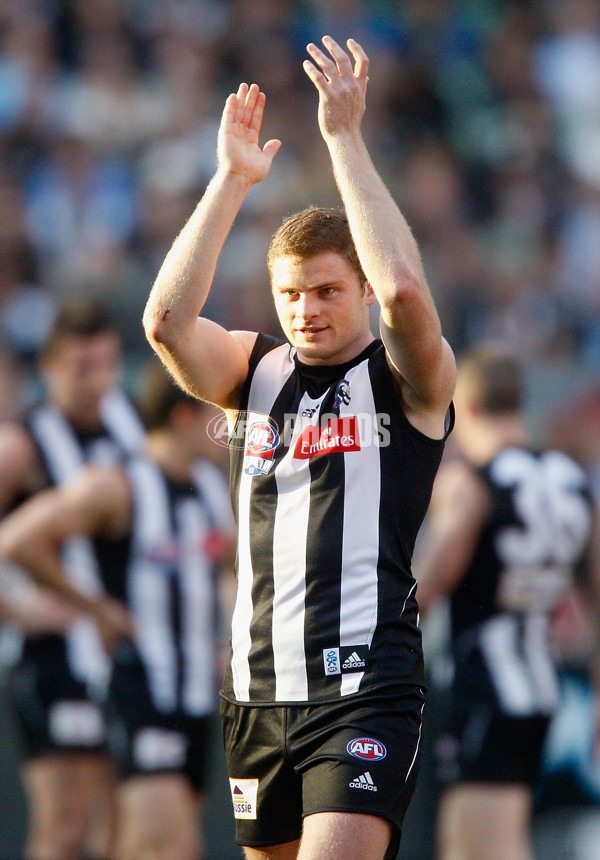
[303,36,369,142]
[217,82,281,184]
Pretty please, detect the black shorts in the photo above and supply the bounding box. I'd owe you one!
[221,687,425,859]
[106,643,214,793]
[9,635,106,759]
[435,696,551,787]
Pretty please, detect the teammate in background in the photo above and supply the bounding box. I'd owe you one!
[143,35,455,860]
[0,362,235,860]
[414,345,595,860]
[0,298,144,860]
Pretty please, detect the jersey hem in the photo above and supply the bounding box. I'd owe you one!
[219,682,427,708]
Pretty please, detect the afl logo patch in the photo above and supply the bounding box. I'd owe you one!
[347,737,387,761]
[246,421,279,456]
[243,418,280,476]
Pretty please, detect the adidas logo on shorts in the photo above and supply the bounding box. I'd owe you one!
[349,771,378,791]
[343,651,366,669]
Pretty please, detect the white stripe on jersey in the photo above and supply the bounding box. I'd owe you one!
[128,458,178,712]
[272,391,327,701]
[30,406,86,481]
[339,360,380,696]
[62,538,108,687]
[232,344,295,701]
[481,615,533,714]
[231,470,254,700]
[177,497,215,715]
[480,613,558,716]
[100,388,145,453]
[523,613,560,713]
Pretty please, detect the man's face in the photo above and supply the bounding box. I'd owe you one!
[271,251,376,365]
[43,332,122,427]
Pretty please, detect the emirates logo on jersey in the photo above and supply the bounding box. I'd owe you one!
[294,416,360,459]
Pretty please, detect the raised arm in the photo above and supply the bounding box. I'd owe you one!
[0,465,134,650]
[303,36,455,436]
[143,84,281,408]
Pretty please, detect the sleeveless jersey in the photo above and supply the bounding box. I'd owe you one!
[16,389,145,687]
[449,446,594,717]
[222,335,451,705]
[118,456,233,716]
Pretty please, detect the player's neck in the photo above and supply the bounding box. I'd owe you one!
[466,415,528,465]
[51,398,103,434]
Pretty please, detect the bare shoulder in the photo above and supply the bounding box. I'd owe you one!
[432,456,491,518]
[229,329,259,356]
[218,329,259,408]
[0,422,43,504]
[0,422,38,469]
[166,323,258,410]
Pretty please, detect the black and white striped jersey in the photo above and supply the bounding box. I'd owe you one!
[449,447,594,717]
[120,456,233,716]
[222,335,451,706]
[14,389,145,686]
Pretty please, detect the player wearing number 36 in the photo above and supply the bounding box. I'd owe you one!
[414,344,595,860]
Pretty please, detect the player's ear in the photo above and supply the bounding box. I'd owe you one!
[364,281,377,306]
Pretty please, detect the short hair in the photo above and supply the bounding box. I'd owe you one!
[42,298,116,358]
[457,345,524,415]
[267,206,366,286]
[139,361,202,431]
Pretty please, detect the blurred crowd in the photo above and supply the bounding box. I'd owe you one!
[1,0,600,463]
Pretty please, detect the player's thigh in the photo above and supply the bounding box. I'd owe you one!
[222,701,304,848]
[244,841,299,860]
[117,772,202,860]
[299,811,392,860]
[438,783,533,860]
[297,692,423,860]
[24,751,111,816]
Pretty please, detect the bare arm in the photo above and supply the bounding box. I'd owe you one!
[0,424,45,514]
[413,458,491,614]
[0,465,134,648]
[303,37,455,436]
[0,424,87,634]
[143,84,281,408]
[0,558,81,635]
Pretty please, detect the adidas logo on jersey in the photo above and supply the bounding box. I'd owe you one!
[343,651,366,669]
[349,772,378,791]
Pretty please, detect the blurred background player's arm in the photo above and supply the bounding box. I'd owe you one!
[0,421,78,633]
[0,423,46,513]
[0,464,134,651]
[0,557,79,635]
[413,457,491,615]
